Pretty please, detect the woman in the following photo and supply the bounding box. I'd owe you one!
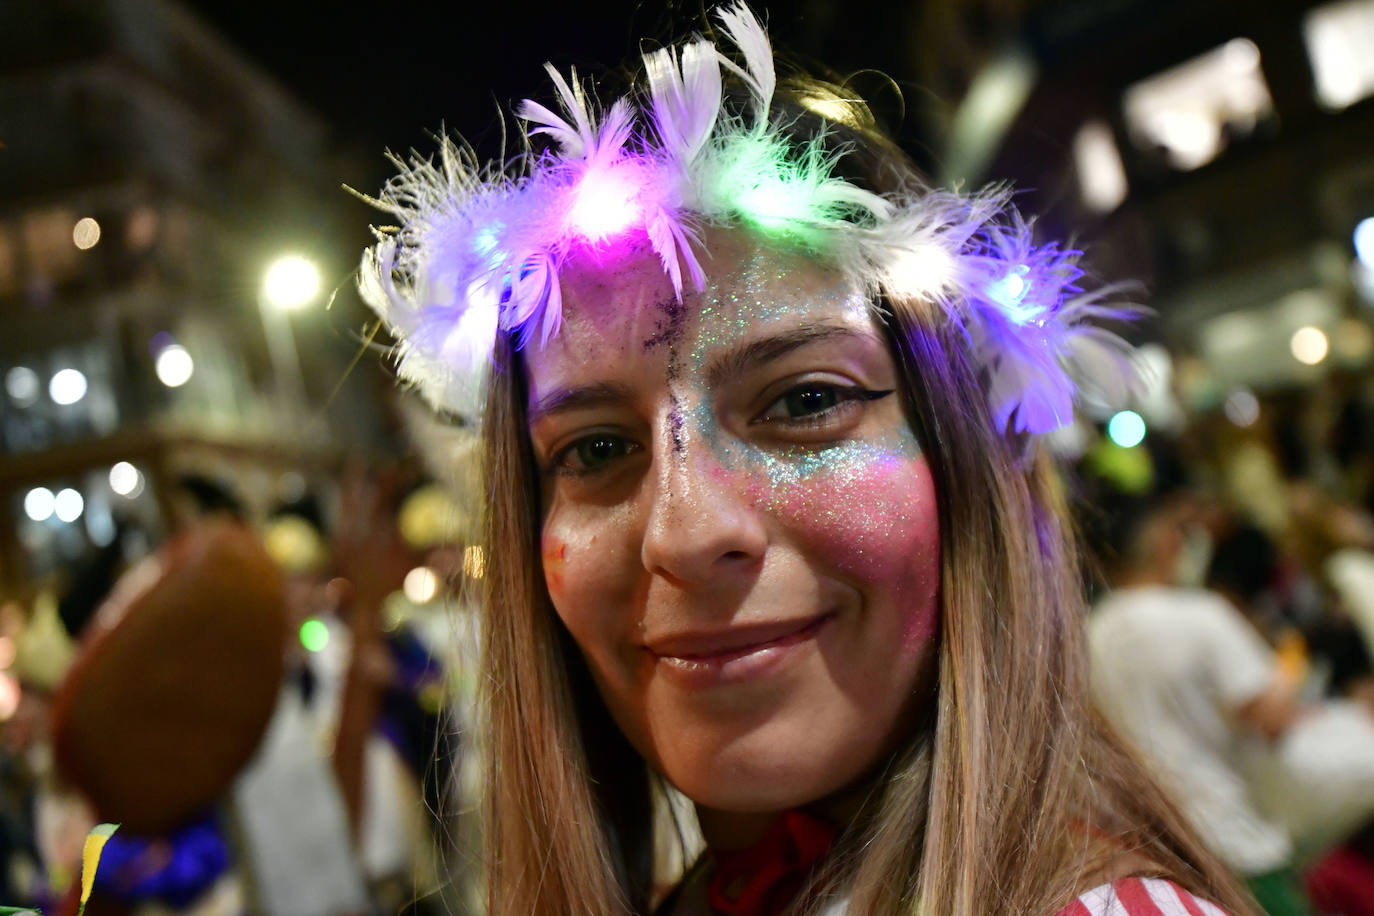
[358,5,1257,914]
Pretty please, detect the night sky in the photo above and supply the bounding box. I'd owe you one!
[185,1,917,160]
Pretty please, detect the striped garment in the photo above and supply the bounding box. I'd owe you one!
[1055,877,1230,916]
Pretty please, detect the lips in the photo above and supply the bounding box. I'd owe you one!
[643,613,833,687]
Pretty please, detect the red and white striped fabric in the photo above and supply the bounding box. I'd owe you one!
[1055,877,1231,916]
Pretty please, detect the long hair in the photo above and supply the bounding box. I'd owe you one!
[474,76,1257,916]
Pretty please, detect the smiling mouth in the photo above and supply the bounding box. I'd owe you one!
[645,613,834,685]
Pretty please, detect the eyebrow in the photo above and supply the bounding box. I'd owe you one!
[528,380,637,424]
[527,324,872,424]
[704,323,870,390]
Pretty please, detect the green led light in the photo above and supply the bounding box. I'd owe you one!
[299,618,329,653]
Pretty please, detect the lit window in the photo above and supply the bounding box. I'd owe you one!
[1123,39,1274,171]
[1073,121,1129,212]
[1306,1,1374,110]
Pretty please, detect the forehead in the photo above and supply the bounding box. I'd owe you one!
[526,227,872,388]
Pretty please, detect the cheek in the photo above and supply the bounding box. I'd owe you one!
[747,450,941,643]
[540,506,645,646]
[541,535,568,600]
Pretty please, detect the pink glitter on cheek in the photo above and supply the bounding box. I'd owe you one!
[753,447,942,654]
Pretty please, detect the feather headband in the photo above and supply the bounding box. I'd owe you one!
[358,2,1135,434]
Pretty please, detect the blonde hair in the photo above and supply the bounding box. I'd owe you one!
[472,79,1257,916]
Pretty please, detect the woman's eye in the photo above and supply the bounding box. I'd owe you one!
[758,383,891,425]
[554,433,638,475]
[782,385,839,418]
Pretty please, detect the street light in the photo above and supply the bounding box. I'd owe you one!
[259,254,320,422]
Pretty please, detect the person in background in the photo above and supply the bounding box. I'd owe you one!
[1090,504,1312,915]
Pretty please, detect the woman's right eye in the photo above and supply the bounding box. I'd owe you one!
[552,433,639,476]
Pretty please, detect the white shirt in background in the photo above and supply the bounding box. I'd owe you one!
[1089,586,1292,874]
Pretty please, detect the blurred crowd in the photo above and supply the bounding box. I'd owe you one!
[1079,368,1374,915]
[0,424,483,915]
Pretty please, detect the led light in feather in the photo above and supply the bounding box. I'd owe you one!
[708,135,814,229]
[884,244,957,301]
[985,265,1034,322]
[566,161,645,241]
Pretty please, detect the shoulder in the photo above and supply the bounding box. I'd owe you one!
[1055,876,1233,916]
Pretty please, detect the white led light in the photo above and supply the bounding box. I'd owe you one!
[883,245,955,300]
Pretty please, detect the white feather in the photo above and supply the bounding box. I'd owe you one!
[518,65,595,158]
[715,2,776,122]
[645,39,723,165]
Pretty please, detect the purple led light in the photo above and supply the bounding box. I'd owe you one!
[567,164,644,241]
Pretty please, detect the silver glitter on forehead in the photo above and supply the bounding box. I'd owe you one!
[688,242,873,371]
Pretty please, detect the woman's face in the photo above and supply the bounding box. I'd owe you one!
[525,227,941,814]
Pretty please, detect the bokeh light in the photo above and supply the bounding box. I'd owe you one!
[1290,325,1329,365]
[0,674,19,723]
[109,462,143,498]
[403,566,440,604]
[23,488,55,522]
[54,488,84,523]
[299,618,330,653]
[263,255,321,310]
[1355,217,1374,269]
[72,217,101,250]
[1107,410,1147,448]
[5,366,39,406]
[463,545,486,580]
[1223,388,1260,427]
[49,368,88,405]
[155,344,194,387]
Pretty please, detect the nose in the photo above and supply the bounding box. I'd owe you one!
[640,430,767,586]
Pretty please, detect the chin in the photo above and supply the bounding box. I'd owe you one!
[654,711,887,814]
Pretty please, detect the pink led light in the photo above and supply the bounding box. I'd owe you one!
[567,163,644,241]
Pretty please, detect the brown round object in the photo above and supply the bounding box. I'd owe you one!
[53,519,289,835]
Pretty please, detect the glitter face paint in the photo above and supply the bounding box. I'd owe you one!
[525,226,941,815]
